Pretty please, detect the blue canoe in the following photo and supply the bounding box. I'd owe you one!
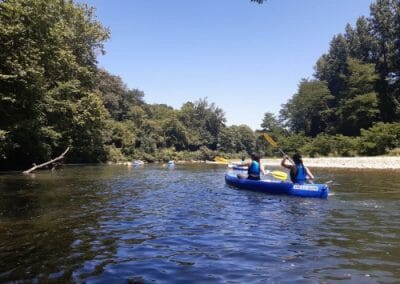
[232,165,248,171]
[225,173,329,198]
[227,164,248,171]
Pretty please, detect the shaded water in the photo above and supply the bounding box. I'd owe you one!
[0,164,399,283]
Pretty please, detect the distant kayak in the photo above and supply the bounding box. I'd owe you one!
[206,160,228,165]
[132,160,144,166]
[227,164,248,171]
[225,173,329,198]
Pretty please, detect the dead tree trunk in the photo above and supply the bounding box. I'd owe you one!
[23,147,70,174]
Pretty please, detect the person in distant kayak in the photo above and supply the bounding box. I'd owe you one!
[281,153,314,184]
[238,153,266,180]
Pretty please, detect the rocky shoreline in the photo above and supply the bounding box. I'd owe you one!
[111,156,400,170]
[261,156,400,169]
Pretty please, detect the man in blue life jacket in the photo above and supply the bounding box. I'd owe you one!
[281,153,314,184]
[237,153,266,180]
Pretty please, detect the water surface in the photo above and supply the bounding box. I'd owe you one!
[0,164,399,283]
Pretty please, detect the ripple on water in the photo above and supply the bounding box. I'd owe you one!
[1,165,400,283]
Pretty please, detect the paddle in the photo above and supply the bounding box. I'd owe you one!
[263,134,334,184]
[265,170,288,180]
[263,133,294,165]
[214,156,228,163]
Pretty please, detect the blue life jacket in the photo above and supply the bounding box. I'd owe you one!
[291,164,307,184]
[248,161,260,180]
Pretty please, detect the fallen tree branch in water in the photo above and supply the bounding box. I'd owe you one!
[23,147,70,174]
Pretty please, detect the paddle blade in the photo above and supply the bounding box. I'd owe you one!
[271,170,287,180]
[263,133,278,148]
[214,156,228,163]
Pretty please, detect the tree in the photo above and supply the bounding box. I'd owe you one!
[67,92,108,163]
[0,0,109,169]
[218,125,256,154]
[163,118,188,151]
[358,122,400,155]
[261,112,282,132]
[369,0,400,121]
[336,58,380,135]
[237,125,257,154]
[96,69,127,120]
[104,120,136,159]
[344,17,378,63]
[315,34,349,100]
[178,98,226,150]
[145,104,184,150]
[96,69,145,122]
[280,79,334,136]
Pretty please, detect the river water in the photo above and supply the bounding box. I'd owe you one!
[0,164,399,283]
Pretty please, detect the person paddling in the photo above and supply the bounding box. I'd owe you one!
[281,153,314,184]
[238,153,266,180]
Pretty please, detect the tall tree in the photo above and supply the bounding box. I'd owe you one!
[0,0,109,169]
[260,112,284,134]
[96,69,145,122]
[336,58,380,135]
[280,79,334,136]
[178,98,226,150]
[96,69,127,120]
[344,17,377,62]
[369,0,400,121]
[315,34,349,100]
[218,125,256,154]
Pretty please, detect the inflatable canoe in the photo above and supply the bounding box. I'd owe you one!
[225,173,329,198]
[233,165,248,171]
[227,164,248,171]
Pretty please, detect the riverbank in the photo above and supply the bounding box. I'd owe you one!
[260,156,400,169]
[109,156,400,170]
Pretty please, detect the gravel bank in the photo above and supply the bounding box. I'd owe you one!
[261,156,400,169]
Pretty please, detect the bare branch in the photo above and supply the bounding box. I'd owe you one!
[23,147,70,174]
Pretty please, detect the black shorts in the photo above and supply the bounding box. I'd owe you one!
[248,175,260,180]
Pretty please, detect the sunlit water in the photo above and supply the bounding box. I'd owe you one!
[0,164,399,283]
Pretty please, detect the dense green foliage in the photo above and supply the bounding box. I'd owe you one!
[0,0,110,169]
[281,0,400,138]
[274,0,400,157]
[1,0,399,170]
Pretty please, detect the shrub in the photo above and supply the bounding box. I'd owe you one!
[333,135,359,157]
[358,122,400,155]
[106,145,127,162]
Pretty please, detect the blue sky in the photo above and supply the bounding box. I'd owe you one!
[82,0,373,130]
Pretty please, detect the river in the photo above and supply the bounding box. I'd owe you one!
[0,164,399,283]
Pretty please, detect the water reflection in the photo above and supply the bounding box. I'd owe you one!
[0,165,399,282]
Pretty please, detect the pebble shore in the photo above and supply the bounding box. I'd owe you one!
[261,156,400,169]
